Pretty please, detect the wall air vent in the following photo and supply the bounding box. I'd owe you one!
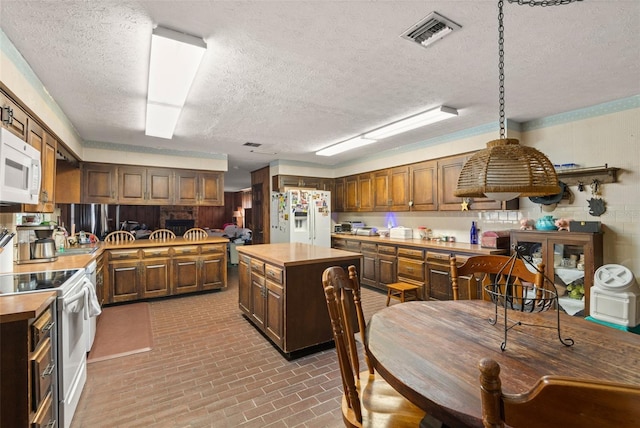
[401,11,461,48]
[243,142,261,147]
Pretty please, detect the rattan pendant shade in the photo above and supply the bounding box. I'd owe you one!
[454,139,561,198]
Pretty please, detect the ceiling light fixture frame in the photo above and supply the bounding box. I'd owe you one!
[145,26,207,139]
[316,105,457,157]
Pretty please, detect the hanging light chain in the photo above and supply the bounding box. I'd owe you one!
[498,0,582,139]
[508,0,581,6]
[498,0,506,139]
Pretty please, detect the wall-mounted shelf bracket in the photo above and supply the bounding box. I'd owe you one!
[556,165,620,187]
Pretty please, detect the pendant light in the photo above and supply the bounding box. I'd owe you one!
[454,0,581,201]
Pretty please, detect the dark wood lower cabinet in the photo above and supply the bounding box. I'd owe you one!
[237,245,362,356]
[104,240,228,304]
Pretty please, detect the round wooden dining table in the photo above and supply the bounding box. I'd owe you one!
[366,300,640,428]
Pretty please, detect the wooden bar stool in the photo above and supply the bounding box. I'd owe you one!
[385,282,420,306]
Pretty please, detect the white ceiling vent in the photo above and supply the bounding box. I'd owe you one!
[401,11,461,48]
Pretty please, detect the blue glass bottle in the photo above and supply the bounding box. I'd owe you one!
[470,221,478,244]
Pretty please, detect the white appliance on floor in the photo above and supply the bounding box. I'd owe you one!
[270,189,332,247]
[85,260,98,351]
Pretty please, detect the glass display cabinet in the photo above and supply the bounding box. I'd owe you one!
[510,230,603,317]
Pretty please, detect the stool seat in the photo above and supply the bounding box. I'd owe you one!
[386,282,420,306]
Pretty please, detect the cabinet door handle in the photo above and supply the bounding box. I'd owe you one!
[1,106,13,125]
[41,362,55,378]
[42,190,49,202]
[42,320,55,332]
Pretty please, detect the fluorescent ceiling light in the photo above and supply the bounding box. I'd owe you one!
[364,106,458,140]
[316,137,377,157]
[146,26,206,139]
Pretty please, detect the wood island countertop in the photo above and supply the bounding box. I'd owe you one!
[332,233,508,255]
[0,291,56,323]
[237,242,362,267]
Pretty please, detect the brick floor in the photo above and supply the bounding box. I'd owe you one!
[72,265,395,428]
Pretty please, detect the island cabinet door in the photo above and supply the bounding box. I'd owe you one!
[238,256,252,314]
[172,257,199,294]
[140,259,170,299]
[251,273,266,329]
[265,278,284,348]
[201,256,225,290]
[108,260,141,303]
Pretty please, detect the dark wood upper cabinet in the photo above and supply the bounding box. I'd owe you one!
[1,90,29,140]
[174,170,223,206]
[410,160,437,211]
[82,163,118,204]
[333,177,345,212]
[118,166,173,205]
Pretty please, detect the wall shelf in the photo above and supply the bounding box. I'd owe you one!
[556,165,619,187]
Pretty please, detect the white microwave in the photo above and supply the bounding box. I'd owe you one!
[0,127,41,205]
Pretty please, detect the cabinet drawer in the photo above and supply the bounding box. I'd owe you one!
[239,254,251,265]
[398,247,425,260]
[141,247,171,258]
[398,258,425,282]
[265,265,283,284]
[172,245,199,256]
[31,389,54,428]
[30,306,54,352]
[108,249,140,260]
[31,337,54,412]
[361,243,377,253]
[201,244,225,254]
[251,259,265,275]
[378,245,397,255]
[426,251,450,264]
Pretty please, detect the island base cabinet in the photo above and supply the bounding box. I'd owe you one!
[104,240,228,304]
[238,250,362,356]
[238,255,251,313]
[201,256,225,290]
[265,279,284,347]
[173,258,199,294]
[109,260,141,303]
[141,255,171,299]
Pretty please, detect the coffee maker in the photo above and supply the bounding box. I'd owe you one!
[16,224,58,264]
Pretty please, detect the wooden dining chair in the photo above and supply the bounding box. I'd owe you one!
[148,229,176,240]
[182,227,208,240]
[322,265,430,427]
[478,358,640,428]
[104,230,136,244]
[449,255,545,301]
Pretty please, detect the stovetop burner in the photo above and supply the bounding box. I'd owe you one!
[0,269,82,295]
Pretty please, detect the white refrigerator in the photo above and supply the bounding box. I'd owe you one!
[270,189,332,247]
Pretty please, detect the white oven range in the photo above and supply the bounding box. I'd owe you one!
[0,267,100,428]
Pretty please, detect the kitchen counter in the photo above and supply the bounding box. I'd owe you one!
[5,236,230,274]
[8,249,103,274]
[331,233,508,255]
[0,290,56,323]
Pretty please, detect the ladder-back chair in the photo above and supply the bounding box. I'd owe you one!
[183,227,208,240]
[322,265,430,427]
[149,229,176,240]
[104,230,136,244]
[450,255,545,301]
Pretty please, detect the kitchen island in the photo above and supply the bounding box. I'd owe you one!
[237,243,362,357]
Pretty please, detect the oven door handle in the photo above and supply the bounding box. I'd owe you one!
[63,288,87,313]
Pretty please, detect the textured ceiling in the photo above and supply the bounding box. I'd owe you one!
[1,1,639,191]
